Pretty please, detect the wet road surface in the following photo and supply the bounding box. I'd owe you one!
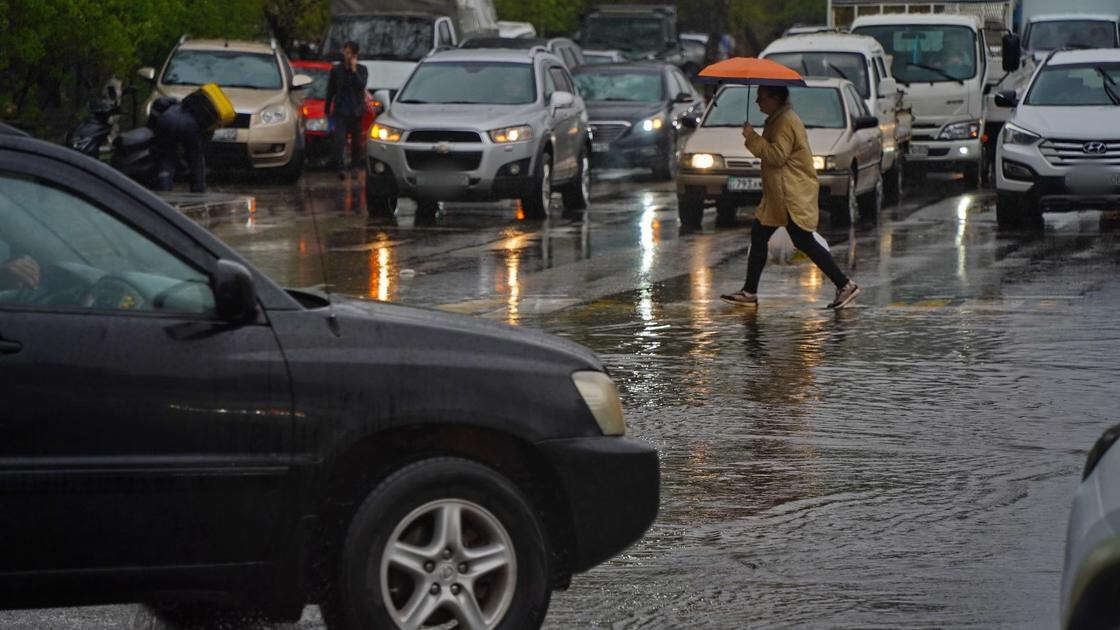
[5,170,1120,628]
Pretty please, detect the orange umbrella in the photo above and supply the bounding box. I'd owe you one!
[697,57,807,86]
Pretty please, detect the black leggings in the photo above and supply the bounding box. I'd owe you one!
[333,115,365,172]
[743,218,848,293]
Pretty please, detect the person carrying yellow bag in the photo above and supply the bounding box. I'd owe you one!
[153,83,234,193]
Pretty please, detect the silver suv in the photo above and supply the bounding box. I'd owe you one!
[994,48,1120,228]
[365,47,592,221]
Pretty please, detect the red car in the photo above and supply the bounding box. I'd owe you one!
[291,60,380,162]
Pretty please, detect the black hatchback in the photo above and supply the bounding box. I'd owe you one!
[0,125,658,629]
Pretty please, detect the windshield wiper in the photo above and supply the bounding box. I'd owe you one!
[396,98,429,104]
[904,62,965,85]
[827,63,851,83]
[221,83,268,90]
[1094,66,1120,105]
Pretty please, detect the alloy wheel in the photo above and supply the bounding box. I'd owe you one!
[376,498,517,630]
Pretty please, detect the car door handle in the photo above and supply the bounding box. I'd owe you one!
[0,339,22,354]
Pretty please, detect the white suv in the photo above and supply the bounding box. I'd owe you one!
[365,47,592,221]
[994,48,1120,228]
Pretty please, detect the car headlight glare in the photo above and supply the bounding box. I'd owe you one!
[259,106,290,125]
[685,153,723,169]
[812,155,836,171]
[371,123,403,142]
[306,117,328,132]
[641,115,664,132]
[572,371,625,436]
[489,125,533,143]
[1001,122,1041,146]
[938,120,981,140]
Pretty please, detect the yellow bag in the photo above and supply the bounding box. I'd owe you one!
[183,83,235,130]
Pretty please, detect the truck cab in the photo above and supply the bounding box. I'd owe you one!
[761,33,912,200]
[575,5,686,69]
[853,13,989,186]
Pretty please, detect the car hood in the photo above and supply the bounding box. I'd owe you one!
[331,295,604,371]
[683,126,847,157]
[155,84,289,114]
[361,60,420,91]
[585,101,663,123]
[1012,105,1120,140]
[380,103,543,131]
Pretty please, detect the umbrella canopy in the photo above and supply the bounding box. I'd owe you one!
[697,57,806,86]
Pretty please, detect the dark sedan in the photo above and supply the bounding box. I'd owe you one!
[0,124,658,629]
[573,63,705,180]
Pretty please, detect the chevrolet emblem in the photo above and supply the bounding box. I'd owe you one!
[433,143,451,154]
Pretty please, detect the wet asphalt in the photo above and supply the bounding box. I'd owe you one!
[4,168,1120,628]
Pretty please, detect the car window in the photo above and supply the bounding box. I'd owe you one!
[324,15,435,62]
[1025,63,1120,106]
[667,70,687,98]
[853,24,978,83]
[438,21,453,46]
[163,49,282,90]
[548,66,573,93]
[559,47,577,69]
[1026,20,1119,52]
[542,64,556,98]
[846,85,871,117]
[876,56,888,80]
[573,70,664,102]
[0,172,215,314]
[766,51,871,98]
[705,85,845,129]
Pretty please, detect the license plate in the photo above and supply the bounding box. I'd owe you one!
[211,128,237,142]
[416,173,469,188]
[592,142,609,153]
[909,144,929,157]
[727,176,762,192]
[1066,169,1120,193]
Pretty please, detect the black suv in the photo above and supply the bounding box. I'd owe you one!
[0,125,658,629]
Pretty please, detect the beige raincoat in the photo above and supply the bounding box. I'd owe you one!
[743,103,819,232]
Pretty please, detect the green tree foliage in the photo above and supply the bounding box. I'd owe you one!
[492,0,585,36]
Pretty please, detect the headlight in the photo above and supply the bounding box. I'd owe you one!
[938,120,980,140]
[306,117,328,132]
[683,153,724,169]
[572,371,625,436]
[489,124,533,143]
[812,155,836,171]
[1001,122,1041,146]
[370,123,403,142]
[258,106,290,126]
[640,115,665,132]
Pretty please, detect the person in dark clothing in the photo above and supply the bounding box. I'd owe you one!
[153,102,208,193]
[326,40,369,180]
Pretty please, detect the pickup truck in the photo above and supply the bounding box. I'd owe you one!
[762,32,912,203]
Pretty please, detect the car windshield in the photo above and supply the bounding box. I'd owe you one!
[703,85,846,129]
[583,53,616,65]
[162,50,281,89]
[766,52,870,98]
[324,16,434,62]
[580,17,665,54]
[573,70,664,102]
[397,62,535,105]
[1025,63,1120,106]
[296,66,330,99]
[853,25,977,83]
[1026,20,1118,51]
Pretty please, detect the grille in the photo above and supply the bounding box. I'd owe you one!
[407,130,482,143]
[726,158,761,170]
[230,113,252,129]
[591,122,630,144]
[1039,139,1120,166]
[911,121,940,141]
[405,150,483,171]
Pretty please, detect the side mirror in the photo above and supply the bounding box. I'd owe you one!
[877,77,897,98]
[550,91,575,108]
[373,89,392,112]
[1002,34,1021,73]
[137,67,156,82]
[680,115,698,129]
[994,89,1018,108]
[211,259,257,324]
[853,115,879,131]
[674,91,693,103]
[291,74,313,90]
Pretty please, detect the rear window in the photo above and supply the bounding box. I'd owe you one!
[765,51,870,98]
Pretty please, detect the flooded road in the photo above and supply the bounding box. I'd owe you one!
[5,170,1119,628]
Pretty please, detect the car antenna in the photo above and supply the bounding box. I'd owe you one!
[307,197,342,337]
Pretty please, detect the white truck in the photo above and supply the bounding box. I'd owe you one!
[323,0,498,95]
[761,33,913,202]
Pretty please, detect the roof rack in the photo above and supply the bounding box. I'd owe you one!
[529,45,550,56]
[178,34,190,45]
[270,37,278,51]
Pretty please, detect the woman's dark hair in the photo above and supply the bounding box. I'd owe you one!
[758,85,790,103]
[343,40,360,55]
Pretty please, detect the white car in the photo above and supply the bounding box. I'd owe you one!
[993,48,1120,228]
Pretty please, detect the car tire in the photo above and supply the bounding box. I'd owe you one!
[828,171,858,227]
[996,192,1041,230]
[678,191,703,230]
[715,200,739,227]
[883,156,903,205]
[320,457,551,630]
[963,160,981,189]
[650,136,677,181]
[367,194,399,217]
[415,199,440,224]
[522,153,552,219]
[857,172,883,224]
[560,150,591,212]
[272,145,305,184]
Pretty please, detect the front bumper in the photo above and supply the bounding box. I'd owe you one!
[367,136,540,201]
[1061,434,1120,629]
[997,143,1120,212]
[905,137,982,166]
[590,127,668,168]
[206,122,300,169]
[536,436,659,574]
[676,168,848,201]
